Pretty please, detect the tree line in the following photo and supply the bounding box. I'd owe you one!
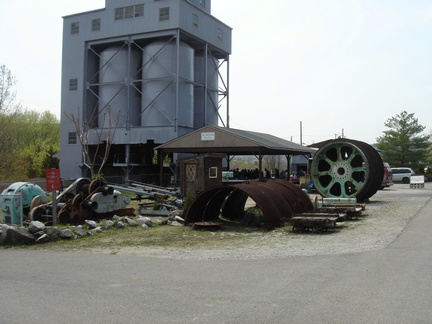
[0,65,59,180]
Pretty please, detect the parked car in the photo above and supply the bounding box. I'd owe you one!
[381,162,394,189]
[391,167,415,184]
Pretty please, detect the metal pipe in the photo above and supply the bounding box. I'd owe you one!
[175,30,180,132]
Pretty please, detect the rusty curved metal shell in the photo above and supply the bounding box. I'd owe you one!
[184,180,313,230]
[231,182,292,229]
[267,180,314,213]
[185,186,234,225]
[203,187,234,219]
[221,189,249,220]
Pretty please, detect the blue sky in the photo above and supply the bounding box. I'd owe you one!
[1,0,431,145]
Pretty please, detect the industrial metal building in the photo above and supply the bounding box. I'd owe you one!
[59,0,231,183]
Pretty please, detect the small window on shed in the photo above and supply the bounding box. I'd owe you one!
[209,167,218,178]
[186,164,197,182]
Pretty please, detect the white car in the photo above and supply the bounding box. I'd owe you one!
[391,167,415,184]
[381,162,394,189]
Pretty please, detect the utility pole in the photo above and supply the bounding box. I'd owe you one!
[300,121,303,145]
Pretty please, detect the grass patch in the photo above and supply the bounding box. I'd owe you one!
[1,196,295,252]
[10,218,291,252]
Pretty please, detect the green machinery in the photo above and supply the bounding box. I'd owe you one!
[0,182,48,225]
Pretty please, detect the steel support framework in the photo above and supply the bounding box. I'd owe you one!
[82,30,230,180]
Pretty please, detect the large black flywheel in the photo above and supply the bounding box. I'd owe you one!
[310,139,383,201]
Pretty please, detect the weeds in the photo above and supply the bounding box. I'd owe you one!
[19,221,279,252]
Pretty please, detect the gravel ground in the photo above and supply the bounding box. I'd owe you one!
[103,183,432,260]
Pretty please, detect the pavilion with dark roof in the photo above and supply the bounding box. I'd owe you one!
[156,125,315,181]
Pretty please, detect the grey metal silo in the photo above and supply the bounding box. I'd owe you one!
[194,50,219,127]
[141,40,194,131]
[98,46,141,128]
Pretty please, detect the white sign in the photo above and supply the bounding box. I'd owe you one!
[411,175,425,184]
[201,132,215,141]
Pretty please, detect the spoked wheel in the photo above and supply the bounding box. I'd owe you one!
[30,195,49,211]
[60,193,75,203]
[88,180,103,195]
[76,178,91,194]
[72,193,84,207]
[30,207,46,222]
[58,210,70,224]
[310,139,383,201]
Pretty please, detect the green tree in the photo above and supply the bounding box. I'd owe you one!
[376,111,431,172]
[0,65,60,179]
[10,111,60,179]
[0,65,23,178]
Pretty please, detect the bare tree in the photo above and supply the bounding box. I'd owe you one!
[263,155,281,176]
[0,65,22,136]
[0,65,17,113]
[65,107,119,179]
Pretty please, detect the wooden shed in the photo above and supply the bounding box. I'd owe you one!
[177,153,225,197]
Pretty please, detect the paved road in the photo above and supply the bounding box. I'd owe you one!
[1,185,432,323]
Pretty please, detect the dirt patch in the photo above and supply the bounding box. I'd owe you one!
[90,187,432,260]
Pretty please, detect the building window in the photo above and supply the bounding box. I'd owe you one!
[209,167,218,179]
[92,18,101,32]
[115,4,144,21]
[159,7,170,21]
[200,0,206,7]
[71,22,79,35]
[217,28,223,40]
[69,79,78,91]
[68,132,77,144]
[134,4,144,17]
[186,164,197,182]
[125,6,134,19]
[115,8,124,20]
[192,13,199,28]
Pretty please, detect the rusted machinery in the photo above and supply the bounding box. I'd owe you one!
[288,212,345,233]
[183,175,368,232]
[27,178,181,224]
[29,178,133,224]
[287,199,364,233]
[1,182,48,225]
[310,139,384,201]
[183,180,315,230]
